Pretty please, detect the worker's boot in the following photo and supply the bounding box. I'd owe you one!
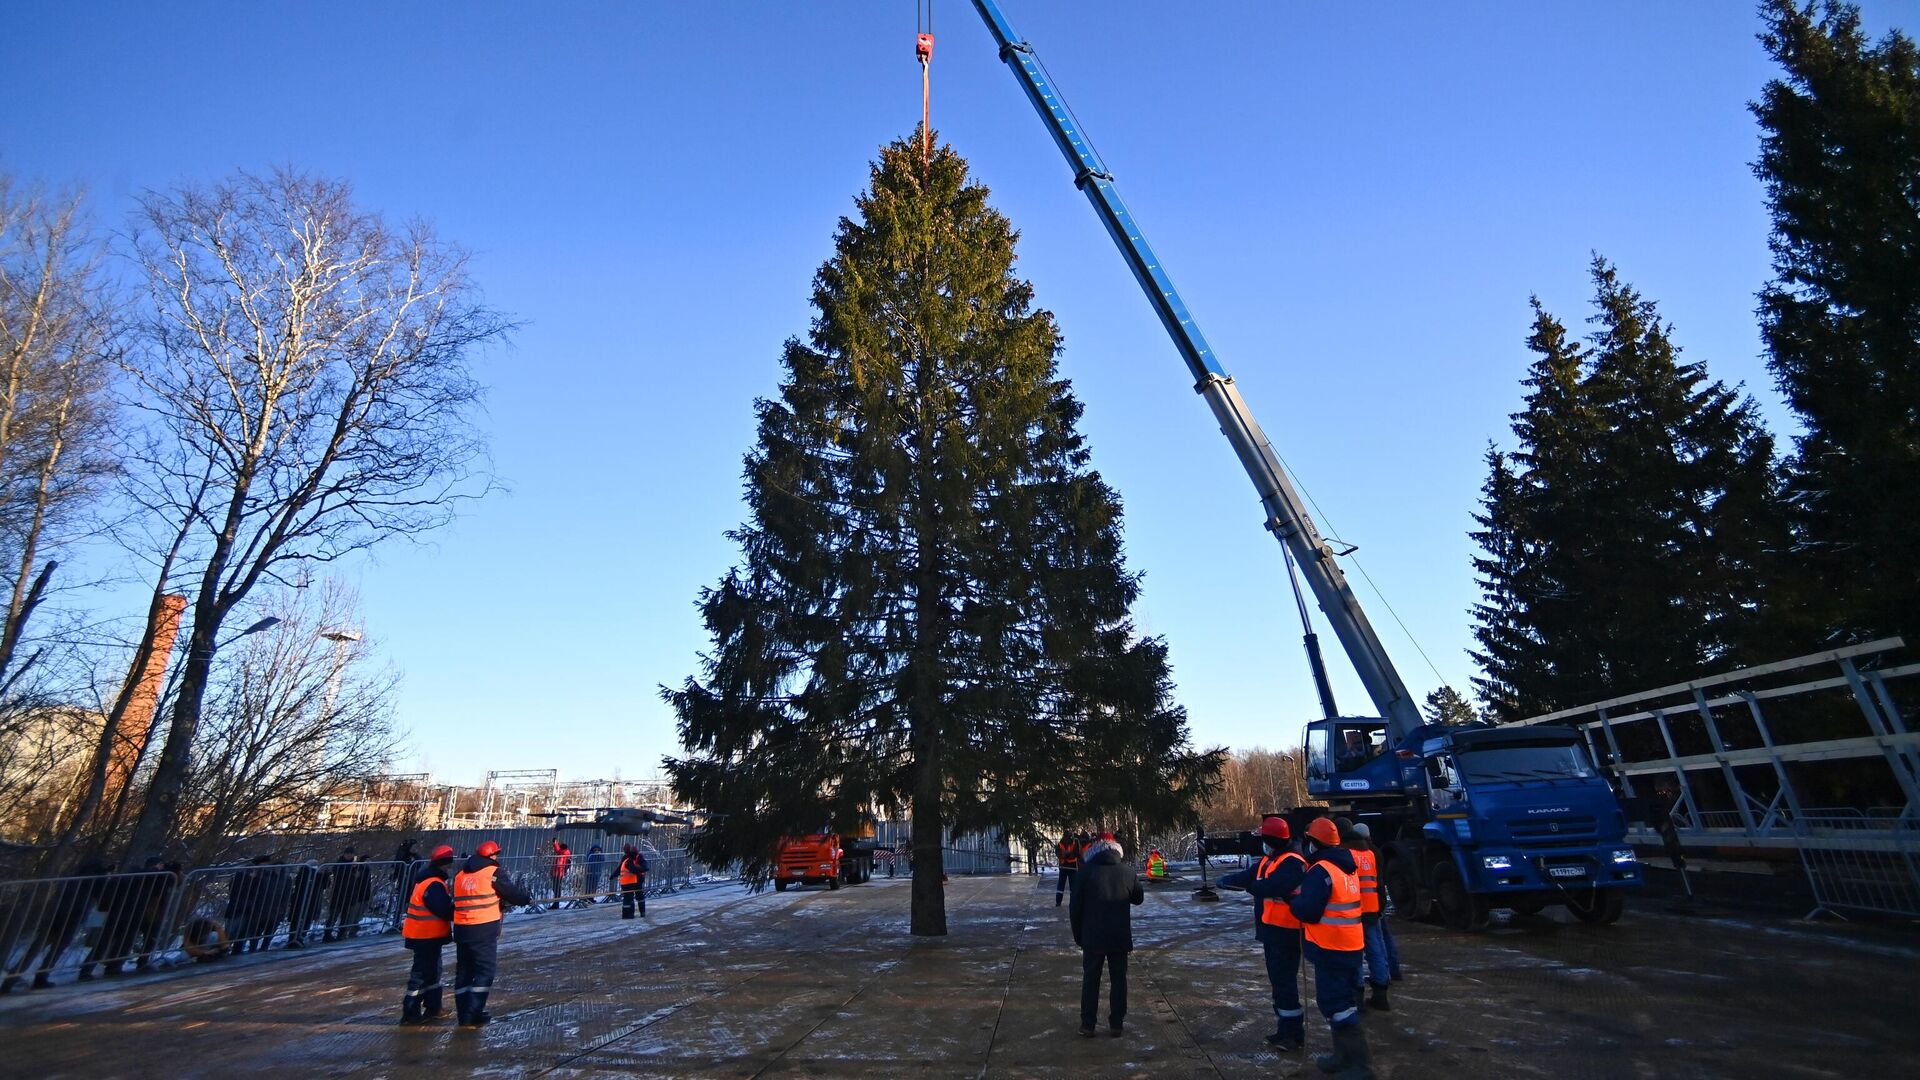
[1367,980,1391,1011]
[1265,1011,1305,1051]
[463,991,491,1027]
[1331,1025,1375,1080]
[400,994,424,1026]
[1314,1024,1354,1075]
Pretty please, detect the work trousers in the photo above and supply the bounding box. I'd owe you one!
[1055,867,1076,901]
[453,935,499,1017]
[1308,946,1363,1030]
[1262,933,1305,1033]
[405,940,445,1014]
[1080,949,1129,1029]
[621,881,646,918]
[1363,916,1399,982]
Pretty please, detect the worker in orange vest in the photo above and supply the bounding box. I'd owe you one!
[451,840,533,1028]
[1289,817,1374,1078]
[618,844,649,919]
[1054,832,1082,907]
[399,845,456,1025]
[1144,849,1167,881]
[1217,816,1310,1050]
[1346,822,1395,1010]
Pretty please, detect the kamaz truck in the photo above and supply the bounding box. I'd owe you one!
[772,822,879,891]
[1306,717,1638,929]
[968,0,1641,929]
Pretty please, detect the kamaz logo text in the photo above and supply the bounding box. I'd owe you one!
[1528,807,1572,814]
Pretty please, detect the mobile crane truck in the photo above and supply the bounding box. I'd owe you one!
[966,0,1640,930]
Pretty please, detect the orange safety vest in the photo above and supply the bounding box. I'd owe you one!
[619,855,644,887]
[1146,852,1166,878]
[1257,852,1307,929]
[1352,849,1380,915]
[403,876,451,940]
[1057,841,1079,869]
[452,865,502,926]
[552,848,572,876]
[1302,859,1364,952]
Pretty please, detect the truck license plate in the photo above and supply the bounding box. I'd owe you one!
[1548,866,1586,878]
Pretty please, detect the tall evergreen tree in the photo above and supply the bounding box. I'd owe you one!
[1471,259,1785,720]
[1755,0,1920,648]
[665,135,1220,936]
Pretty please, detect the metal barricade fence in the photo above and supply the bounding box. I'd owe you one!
[165,859,413,958]
[434,849,696,920]
[1793,815,1920,920]
[0,870,178,988]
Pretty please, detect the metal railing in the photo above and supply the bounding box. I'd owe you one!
[166,859,412,957]
[475,849,692,914]
[1795,816,1920,920]
[0,847,704,993]
[0,870,178,989]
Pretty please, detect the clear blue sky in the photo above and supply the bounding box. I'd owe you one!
[6,2,1915,784]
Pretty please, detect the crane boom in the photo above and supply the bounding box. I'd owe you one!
[968,0,1425,741]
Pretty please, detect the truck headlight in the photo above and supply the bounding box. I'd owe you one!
[1612,849,1636,864]
[1482,855,1512,870]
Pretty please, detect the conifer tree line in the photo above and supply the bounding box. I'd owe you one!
[665,137,1223,936]
[1471,0,1919,721]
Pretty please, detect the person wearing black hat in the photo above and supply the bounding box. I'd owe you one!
[399,845,457,1025]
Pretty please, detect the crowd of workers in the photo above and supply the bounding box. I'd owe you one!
[396,838,651,1028]
[0,835,662,1007]
[1055,816,1394,1079]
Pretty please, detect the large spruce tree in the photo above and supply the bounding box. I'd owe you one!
[1471,260,1786,720]
[665,135,1220,936]
[1755,0,1920,648]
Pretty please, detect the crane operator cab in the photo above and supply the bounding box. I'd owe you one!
[1304,717,1407,799]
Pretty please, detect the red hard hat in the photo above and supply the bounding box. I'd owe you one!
[1259,817,1291,841]
[1306,818,1342,846]
[476,840,502,858]
[430,845,455,862]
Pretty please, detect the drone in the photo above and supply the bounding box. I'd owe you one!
[531,806,700,836]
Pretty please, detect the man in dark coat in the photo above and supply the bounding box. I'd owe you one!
[1068,836,1143,1037]
[324,848,358,942]
[1,858,109,991]
[286,860,326,948]
[80,857,167,979]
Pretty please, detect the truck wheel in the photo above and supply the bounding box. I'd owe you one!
[1565,886,1624,925]
[774,879,788,892]
[1383,857,1431,922]
[1433,861,1490,932]
[828,874,841,890]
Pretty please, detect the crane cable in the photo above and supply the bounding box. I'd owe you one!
[916,0,935,164]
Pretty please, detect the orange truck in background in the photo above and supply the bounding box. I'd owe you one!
[773,821,880,890]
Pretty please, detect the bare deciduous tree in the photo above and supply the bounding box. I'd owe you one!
[1199,747,1311,832]
[0,176,117,691]
[123,169,509,859]
[175,582,403,865]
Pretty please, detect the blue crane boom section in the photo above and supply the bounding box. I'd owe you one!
[967,0,1426,741]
